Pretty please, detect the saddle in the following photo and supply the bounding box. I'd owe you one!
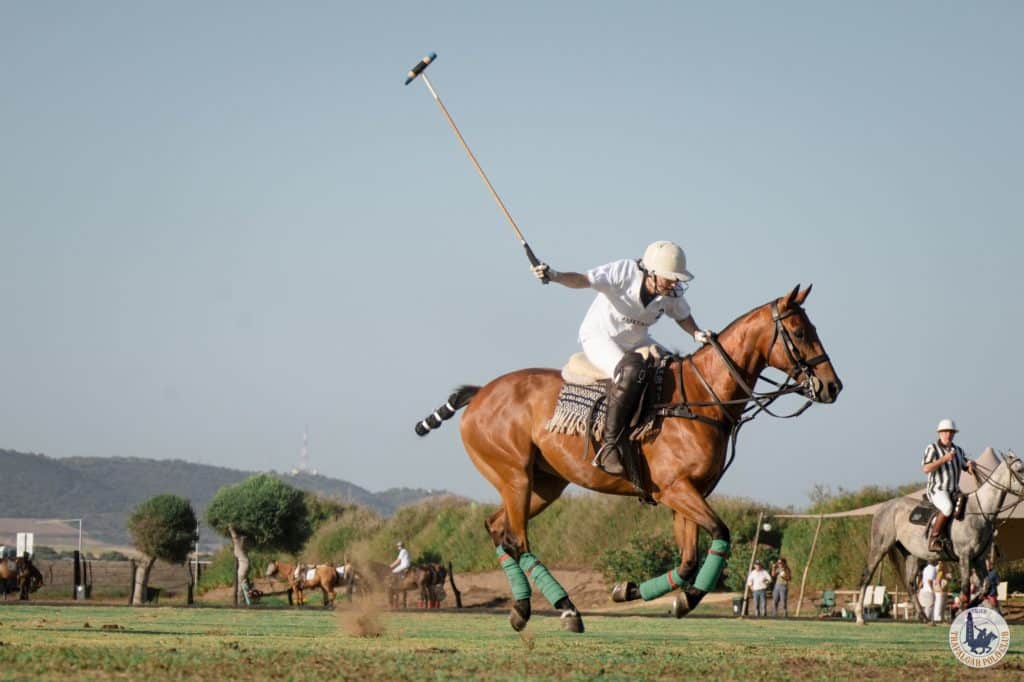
[910,493,967,558]
[547,349,667,504]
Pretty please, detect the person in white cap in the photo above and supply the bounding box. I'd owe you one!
[532,241,712,477]
[921,419,977,552]
[390,541,411,574]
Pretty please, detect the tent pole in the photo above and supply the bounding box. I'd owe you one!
[795,514,823,617]
[740,511,764,617]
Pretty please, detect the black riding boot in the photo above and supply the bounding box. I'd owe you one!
[593,352,646,476]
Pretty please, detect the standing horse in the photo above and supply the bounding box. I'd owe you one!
[265,560,339,607]
[416,285,841,632]
[387,563,448,608]
[0,556,43,601]
[854,450,1023,624]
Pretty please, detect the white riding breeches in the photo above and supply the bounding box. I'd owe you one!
[928,490,954,516]
[581,336,655,378]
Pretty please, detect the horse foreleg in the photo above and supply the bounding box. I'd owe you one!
[853,538,891,625]
[612,512,698,603]
[646,480,730,618]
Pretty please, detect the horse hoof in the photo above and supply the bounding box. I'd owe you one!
[509,599,531,632]
[671,593,691,619]
[509,610,529,632]
[560,610,585,633]
[611,582,640,602]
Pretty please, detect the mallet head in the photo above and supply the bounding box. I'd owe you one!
[404,52,437,85]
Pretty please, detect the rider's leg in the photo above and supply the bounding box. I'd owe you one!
[593,351,646,476]
[928,491,954,552]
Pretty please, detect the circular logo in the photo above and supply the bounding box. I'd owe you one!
[948,607,1010,668]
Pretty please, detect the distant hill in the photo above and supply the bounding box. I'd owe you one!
[0,449,450,550]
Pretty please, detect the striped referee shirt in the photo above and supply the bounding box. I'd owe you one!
[922,441,968,493]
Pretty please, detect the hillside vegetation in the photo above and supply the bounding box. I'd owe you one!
[1,448,447,547]
[205,482,943,594]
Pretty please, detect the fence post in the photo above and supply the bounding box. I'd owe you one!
[72,550,81,599]
[447,561,462,608]
[187,562,194,605]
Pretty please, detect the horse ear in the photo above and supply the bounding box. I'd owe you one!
[795,283,813,305]
[782,284,800,309]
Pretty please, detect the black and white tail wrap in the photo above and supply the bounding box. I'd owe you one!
[415,385,480,436]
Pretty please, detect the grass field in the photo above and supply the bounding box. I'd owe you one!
[0,603,1021,681]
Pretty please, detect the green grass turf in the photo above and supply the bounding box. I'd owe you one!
[1,604,1021,681]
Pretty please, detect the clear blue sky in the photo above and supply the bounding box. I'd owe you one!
[3,2,1021,509]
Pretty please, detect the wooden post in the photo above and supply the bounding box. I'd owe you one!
[447,561,462,608]
[187,562,194,606]
[72,550,81,599]
[795,514,823,617]
[128,559,136,605]
[740,511,764,617]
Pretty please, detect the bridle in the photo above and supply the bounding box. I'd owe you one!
[961,451,1024,525]
[653,301,833,481]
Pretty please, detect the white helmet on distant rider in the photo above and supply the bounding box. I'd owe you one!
[641,241,694,283]
[936,418,958,433]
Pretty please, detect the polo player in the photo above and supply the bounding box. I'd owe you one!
[921,418,977,552]
[533,241,712,477]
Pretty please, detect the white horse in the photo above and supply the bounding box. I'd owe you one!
[855,450,1023,624]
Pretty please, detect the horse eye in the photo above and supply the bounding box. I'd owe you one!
[793,328,806,340]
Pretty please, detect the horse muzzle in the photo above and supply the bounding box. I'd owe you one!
[804,376,842,403]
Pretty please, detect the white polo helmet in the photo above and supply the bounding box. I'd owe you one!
[641,241,693,282]
[936,418,958,433]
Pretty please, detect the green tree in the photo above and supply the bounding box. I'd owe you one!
[127,494,197,605]
[205,474,311,599]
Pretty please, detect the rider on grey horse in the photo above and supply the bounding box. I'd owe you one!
[532,241,712,477]
[921,418,977,552]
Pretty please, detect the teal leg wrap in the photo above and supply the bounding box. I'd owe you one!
[694,539,730,592]
[496,546,532,601]
[639,568,689,601]
[518,552,568,606]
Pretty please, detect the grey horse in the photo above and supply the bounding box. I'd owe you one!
[854,450,1023,624]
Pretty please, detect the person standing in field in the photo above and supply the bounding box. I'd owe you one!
[771,557,792,618]
[746,559,772,617]
[932,562,948,624]
[919,559,937,625]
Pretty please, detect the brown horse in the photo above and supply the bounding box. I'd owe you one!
[416,285,841,632]
[265,560,339,607]
[387,563,448,609]
[0,556,43,600]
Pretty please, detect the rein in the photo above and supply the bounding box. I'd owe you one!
[652,302,827,479]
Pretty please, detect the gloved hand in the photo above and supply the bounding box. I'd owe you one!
[532,263,553,283]
[693,329,714,345]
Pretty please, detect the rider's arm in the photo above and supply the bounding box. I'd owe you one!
[922,456,953,474]
[676,315,700,336]
[547,270,591,288]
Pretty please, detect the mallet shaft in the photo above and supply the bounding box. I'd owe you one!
[419,73,530,250]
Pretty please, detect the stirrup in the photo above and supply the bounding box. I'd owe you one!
[592,444,624,476]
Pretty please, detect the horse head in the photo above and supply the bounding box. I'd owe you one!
[265,560,279,578]
[996,450,1024,495]
[762,284,843,404]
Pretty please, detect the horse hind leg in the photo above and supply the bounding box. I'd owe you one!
[474,446,582,633]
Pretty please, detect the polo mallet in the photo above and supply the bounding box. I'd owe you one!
[404,52,547,283]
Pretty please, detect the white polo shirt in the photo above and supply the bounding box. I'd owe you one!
[578,259,691,348]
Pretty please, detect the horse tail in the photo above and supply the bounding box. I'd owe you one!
[414,385,480,436]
